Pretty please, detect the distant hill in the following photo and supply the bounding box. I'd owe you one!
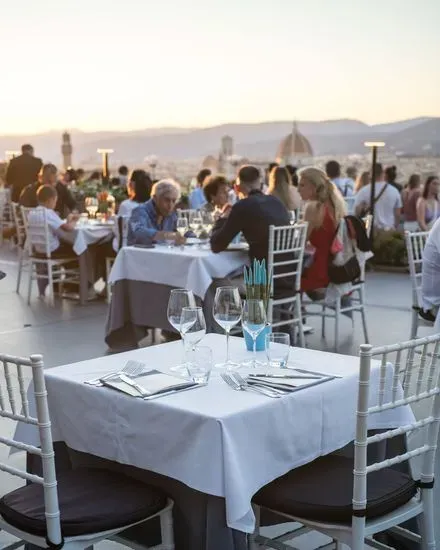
[1,117,439,166]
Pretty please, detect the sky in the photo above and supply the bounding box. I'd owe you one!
[1,0,439,134]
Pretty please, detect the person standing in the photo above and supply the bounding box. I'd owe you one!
[5,144,42,202]
[325,160,353,197]
[189,169,211,209]
[416,175,440,231]
[385,165,402,193]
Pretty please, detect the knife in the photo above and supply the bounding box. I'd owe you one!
[250,373,322,379]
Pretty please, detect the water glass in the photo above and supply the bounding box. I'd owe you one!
[186,346,213,384]
[266,332,290,369]
[289,210,296,225]
[181,306,206,351]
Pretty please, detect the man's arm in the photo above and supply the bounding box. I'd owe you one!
[127,207,157,245]
[210,204,242,253]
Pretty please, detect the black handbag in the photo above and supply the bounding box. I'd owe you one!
[328,220,361,284]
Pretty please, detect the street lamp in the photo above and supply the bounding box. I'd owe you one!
[364,141,385,248]
[145,154,158,180]
[97,148,114,186]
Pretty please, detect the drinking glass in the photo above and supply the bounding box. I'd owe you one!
[167,289,196,373]
[201,211,214,238]
[189,212,203,242]
[289,210,296,225]
[85,197,98,219]
[242,299,267,368]
[181,307,206,351]
[185,346,213,384]
[213,286,242,369]
[265,332,290,369]
[176,217,188,249]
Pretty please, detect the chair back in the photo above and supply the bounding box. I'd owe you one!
[21,206,52,258]
[353,334,440,517]
[11,202,27,248]
[405,230,429,309]
[268,223,308,294]
[0,188,12,222]
[0,352,62,545]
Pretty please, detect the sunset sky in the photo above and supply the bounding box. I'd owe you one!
[1,0,439,134]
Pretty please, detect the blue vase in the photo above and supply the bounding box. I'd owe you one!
[244,325,271,352]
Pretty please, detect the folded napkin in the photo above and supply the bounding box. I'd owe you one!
[101,369,196,397]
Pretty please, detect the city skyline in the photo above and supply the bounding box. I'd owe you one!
[1,0,439,134]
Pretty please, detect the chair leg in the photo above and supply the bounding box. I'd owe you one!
[420,488,436,550]
[48,263,55,306]
[410,308,419,339]
[321,304,326,338]
[16,251,23,294]
[297,295,305,348]
[334,299,340,352]
[351,516,366,550]
[359,288,369,344]
[27,262,34,305]
[160,507,175,550]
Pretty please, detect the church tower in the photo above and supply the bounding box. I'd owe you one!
[61,132,73,170]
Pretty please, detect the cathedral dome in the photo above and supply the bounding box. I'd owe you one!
[276,122,313,164]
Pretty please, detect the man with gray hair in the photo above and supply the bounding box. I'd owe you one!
[127,179,185,246]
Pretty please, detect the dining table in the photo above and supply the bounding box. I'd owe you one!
[105,244,248,349]
[15,334,415,550]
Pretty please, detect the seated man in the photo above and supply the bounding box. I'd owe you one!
[210,164,290,271]
[421,217,440,325]
[127,179,185,246]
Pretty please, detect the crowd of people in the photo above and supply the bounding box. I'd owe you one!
[2,143,439,308]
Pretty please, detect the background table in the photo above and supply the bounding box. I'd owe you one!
[16,334,414,546]
[106,246,247,348]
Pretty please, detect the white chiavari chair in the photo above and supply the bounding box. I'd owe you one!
[21,206,79,305]
[0,188,14,247]
[303,215,372,352]
[106,215,129,304]
[11,202,28,294]
[267,223,308,347]
[405,230,431,339]
[251,333,440,550]
[0,352,175,550]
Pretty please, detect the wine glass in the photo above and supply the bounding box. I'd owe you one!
[189,212,203,243]
[176,217,188,249]
[201,211,214,239]
[213,286,242,369]
[289,210,296,225]
[85,197,98,219]
[167,289,196,373]
[242,299,267,368]
[180,307,206,351]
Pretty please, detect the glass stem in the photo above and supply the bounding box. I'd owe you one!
[181,334,186,364]
[253,335,257,368]
[225,328,230,363]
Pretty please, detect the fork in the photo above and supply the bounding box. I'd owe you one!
[232,372,286,396]
[85,360,146,386]
[221,373,281,398]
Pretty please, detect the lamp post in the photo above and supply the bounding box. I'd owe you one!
[97,148,114,186]
[364,141,385,248]
[145,154,158,180]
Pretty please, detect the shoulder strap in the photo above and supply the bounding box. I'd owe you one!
[364,183,388,215]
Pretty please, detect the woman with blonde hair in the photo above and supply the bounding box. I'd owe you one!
[298,166,347,297]
[354,171,370,193]
[267,165,301,211]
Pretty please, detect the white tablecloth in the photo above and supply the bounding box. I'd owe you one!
[73,223,114,255]
[109,246,248,298]
[16,334,414,533]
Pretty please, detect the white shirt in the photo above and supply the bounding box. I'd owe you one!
[422,218,440,311]
[28,206,64,253]
[332,177,354,197]
[354,182,402,229]
[113,199,141,252]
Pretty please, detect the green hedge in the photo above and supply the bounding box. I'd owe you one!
[371,229,407,267]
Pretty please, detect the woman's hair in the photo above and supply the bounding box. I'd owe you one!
[39,163,57,183]
[298,166,347,223]
[422,175,439,200]
[354,171,370,193]
[285,164,298,187]
[268,166,293,210]
[152,179,181,200]
[130,169,152,203]
[408,174,421,190]
[203,174,229,203]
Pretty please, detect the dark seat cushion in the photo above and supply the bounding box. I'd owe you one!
[0,468,167,538]
[254,455,417,523]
